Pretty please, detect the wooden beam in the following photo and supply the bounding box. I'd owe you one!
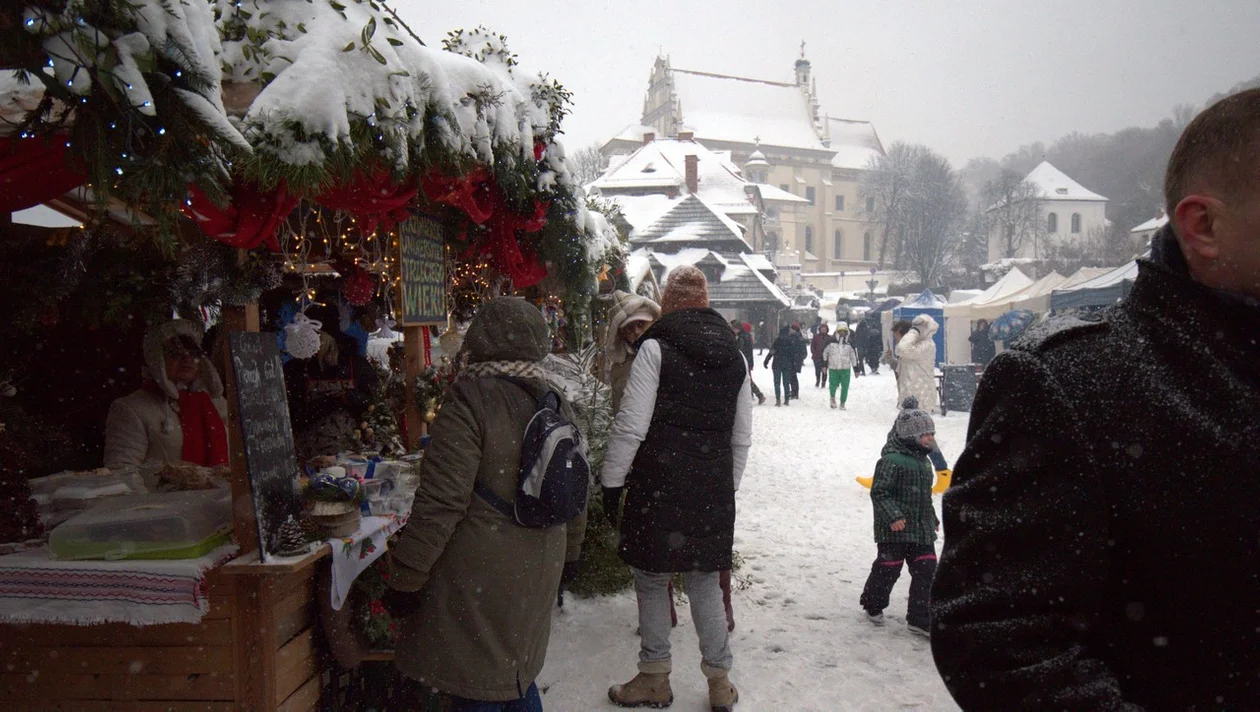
[402,325,425,450]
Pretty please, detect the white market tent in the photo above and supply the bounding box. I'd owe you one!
[968,271,1067,321]
[942,269,1034,364]
[1049,260,1140,310]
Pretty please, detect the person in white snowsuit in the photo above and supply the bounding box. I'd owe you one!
[895,314,940,413]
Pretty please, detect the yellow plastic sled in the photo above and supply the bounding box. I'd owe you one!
[856,470,952,494]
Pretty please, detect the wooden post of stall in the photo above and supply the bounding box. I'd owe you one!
[403,326,426,450]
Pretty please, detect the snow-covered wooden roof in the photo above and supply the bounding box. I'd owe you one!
[592,138,758,215]
[630,194,751,253]
[670,69,825,151]
[629,247,790,307]
[1023,162,1108,202]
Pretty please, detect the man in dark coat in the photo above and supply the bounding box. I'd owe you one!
[763,324,797,406]
[730,319,765,405]
[788,322,807,399]
[854,315,882,374]
[968,318,996,367]
[602,266,751,712]
[930,89,1260,711]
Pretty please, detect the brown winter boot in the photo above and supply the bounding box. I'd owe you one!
[608,660,673,708]
[703,664,739,711]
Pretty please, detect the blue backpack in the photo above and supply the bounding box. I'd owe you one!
[474,377,589,528]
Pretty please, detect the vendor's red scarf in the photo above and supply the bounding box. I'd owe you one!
[143,380,229,466]
[177,390,229,466]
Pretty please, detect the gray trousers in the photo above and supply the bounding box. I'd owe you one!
[634,569,733,674]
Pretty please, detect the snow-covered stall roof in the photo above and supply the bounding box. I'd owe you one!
[825,117,885,170]
[944,268,1035,317]
[669,69,826,151]
[1022,161,1108,202]
[1050,260,1139,310]
[898,289,947,309]
[1129,214,1169,233]
[1057,267,1112,291]
[965,271,1067,321]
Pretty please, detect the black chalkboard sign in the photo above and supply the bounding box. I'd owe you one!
[399,215,447,326]
[942,365,979,414]
[228,332,302,559]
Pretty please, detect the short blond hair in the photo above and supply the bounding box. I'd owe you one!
[1164,88,1260,217]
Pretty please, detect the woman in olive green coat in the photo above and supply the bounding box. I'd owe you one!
[385,297,585,707]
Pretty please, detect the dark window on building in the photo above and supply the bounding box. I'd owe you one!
[805,226,814,254]
[780,184,790,193]
[806,186,816,205]
[835,195,845,211]
[1047,212,1058,233]
[1071,213,1081,233]
[863,231,873,261]
[834,230,843,259]
[865,197,876,213]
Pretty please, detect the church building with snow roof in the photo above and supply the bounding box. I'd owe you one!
[601,51,886,278]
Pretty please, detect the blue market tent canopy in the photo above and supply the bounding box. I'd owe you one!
[1050,261,1139,310]
[894,290,947,366]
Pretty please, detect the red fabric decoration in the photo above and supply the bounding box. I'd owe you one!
[423,326,432,367]
[421,167,495,225]
[316,170,418,234]
[178,391,229,467]
[533,140,546,161]
[0,135,85,214]
[183,181,298,251]
[484,199,549,287]
[335,258,377,306]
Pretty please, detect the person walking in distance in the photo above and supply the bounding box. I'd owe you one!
[764,325,796,407]
[602,266,751,711]
[822,324,859,410]
[810,323,831,388]
[860,397,939,637]
[788,322,808,400]
[930,90,1260,709]
[731,319,766,406]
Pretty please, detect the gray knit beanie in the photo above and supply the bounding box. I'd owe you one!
[895,396,936,440]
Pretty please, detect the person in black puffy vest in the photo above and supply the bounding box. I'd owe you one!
[601,265,752,712]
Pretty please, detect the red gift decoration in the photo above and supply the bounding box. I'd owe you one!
[421,167,495,225]
[183,181,298,251]
[0,135,86,214]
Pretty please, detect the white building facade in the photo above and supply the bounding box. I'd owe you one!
[987,161,1110,262]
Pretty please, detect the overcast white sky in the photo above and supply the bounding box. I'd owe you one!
[399,0,1260,166]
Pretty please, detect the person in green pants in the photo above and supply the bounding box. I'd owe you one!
[822,325,859,409]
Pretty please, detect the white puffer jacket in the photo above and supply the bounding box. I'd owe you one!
[822,340,859,370]
[895,315,940,413]
[103,320,227,470]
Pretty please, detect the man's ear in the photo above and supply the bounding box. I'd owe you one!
[1173,195,1221,260]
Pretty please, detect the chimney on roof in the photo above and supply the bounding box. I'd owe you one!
[677,130,694,142]
[684,154,698,195]
[643,131,656,145]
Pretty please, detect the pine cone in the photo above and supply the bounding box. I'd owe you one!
[299,515,325,542]
[276,516,308,555]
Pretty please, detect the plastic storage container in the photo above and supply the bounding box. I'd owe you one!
[49,489,232,561]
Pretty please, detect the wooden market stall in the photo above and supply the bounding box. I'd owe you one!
[0,1,624,709]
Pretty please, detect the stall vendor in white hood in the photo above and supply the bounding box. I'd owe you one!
[104,319,229,470]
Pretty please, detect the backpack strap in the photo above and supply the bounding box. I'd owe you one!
[470,375,557,522]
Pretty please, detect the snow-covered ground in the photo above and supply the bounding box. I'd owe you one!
[539,364,970,710]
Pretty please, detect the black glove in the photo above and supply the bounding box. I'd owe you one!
[602,486,624,527]
[561,560,581,587]
[380,587,423,620]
